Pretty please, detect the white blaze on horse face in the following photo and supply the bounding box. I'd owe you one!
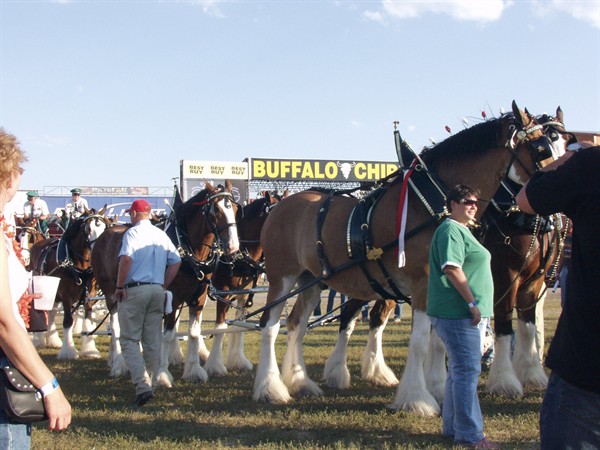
[218,197,239,255]
[507,163,529,186]
[87,218,107,249]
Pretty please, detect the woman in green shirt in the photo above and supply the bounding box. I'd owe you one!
[427,185,497,449]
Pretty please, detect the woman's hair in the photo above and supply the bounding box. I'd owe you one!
[0,129,26,184]
[446,184,479,212]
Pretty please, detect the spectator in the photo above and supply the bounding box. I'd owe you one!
[427,184,497,449]
[0,128,71,448]
[115,199,181,407]
[516,142,600,449]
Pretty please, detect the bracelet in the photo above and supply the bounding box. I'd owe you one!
[468,301,477,309]
[116,286,124,290]
[39,376,59,397]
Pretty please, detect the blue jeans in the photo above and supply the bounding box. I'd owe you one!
[326,290,346,314]
[0,357,32,449]
[540,372,600,449]
[429,316,484,444]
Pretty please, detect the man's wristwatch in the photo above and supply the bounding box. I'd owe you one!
[468,301,477,309]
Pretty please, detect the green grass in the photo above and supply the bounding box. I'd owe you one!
[31,292,562,449]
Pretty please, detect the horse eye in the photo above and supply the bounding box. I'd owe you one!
[550,132,559,142]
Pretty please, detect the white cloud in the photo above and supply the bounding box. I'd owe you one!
[351,120,362,128]
[187,0,225,18]
[543,0,600,29]
[363,10,386,24]
[26,135,72,148]
[379,0,511,23]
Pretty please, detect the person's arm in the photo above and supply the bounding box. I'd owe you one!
[442,265,481,325]
[115,255,132,301]
[0,241,71,430]
[164,261,181,290]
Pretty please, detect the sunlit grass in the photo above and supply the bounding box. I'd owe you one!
[31,292,562,449]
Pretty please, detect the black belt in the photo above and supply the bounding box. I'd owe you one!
[125,282,162,288]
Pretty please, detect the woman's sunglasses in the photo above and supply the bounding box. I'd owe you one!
[458,198,478,206]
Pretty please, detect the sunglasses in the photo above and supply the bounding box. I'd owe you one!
[458,198,478,206]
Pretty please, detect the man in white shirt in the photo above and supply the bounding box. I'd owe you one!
[114,199,181,407]
[65,188,89,219]
[23,191,49,236]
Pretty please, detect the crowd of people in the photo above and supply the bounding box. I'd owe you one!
[2,125,599,449]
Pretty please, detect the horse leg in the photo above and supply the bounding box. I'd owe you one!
[225,295,254,372]
[204,297,229,377]
[361,300,399,386]
[109,310,129,377]
[253,277,295,404]
[157,312,177,388]
[80,303,101,359]
[57,301,79,360]
[535,290,546,364]
[182,307,209,383]
[72,307,84,335]
[323,298,365,389]
[424,326,447,403]
[281,285,323,397]
[486,313,522,396]
[167,317,184,365]
[389,309,440,416]
[513,317,548,390]
[32,304,61,348]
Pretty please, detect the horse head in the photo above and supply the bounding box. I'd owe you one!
[535,106,577,162]
[176,180,240,262]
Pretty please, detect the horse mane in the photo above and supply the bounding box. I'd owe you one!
[175,186,216,222]
[420,114,510,165]
[61,217,85,243]
[242,196,269,220]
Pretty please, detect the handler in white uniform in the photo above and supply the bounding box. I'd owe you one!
[114,199,181,407]
[65,188,89,218]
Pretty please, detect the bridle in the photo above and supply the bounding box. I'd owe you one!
[504,114,557,180]
[170,189,238,281]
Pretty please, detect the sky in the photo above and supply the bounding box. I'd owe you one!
[1,0,599,193]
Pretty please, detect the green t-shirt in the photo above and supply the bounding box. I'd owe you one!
[427,219,494,319]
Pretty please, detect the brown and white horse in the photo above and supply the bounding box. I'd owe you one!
[323,108,573,395]
[203,192,279,376]
[92,182,239,379]
[484,108,575,396]
[253,102,554,413]
[29,210,110,359]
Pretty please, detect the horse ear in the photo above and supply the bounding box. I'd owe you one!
[84,206,91,215]
[556,106,564,124]
[205,181,214,191]
[225,179,233,192]
[99,204,107,215]
[511,100,530,127]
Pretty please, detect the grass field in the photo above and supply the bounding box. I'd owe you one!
[31,291,562,449]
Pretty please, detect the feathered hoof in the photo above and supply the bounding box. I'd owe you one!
[182,364,209,383]
[156,371,174,388]
[387,391,440,417]
[253,378,292,404]
[57,346,79,360]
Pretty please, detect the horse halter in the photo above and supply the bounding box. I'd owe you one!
[504,116,553,179]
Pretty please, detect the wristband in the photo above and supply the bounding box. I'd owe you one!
[39,376,59,397]
[468,301,477,309]
[116,286,124,290]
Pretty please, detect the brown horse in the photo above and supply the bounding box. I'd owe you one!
[253,102,554,413]
[15,218,46,265]
[322,107,573,394]
[203,191,280,376]
[91,182,239,380]
[29,210,111,359]
[484,108,575,396]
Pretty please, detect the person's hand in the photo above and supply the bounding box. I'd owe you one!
[43,387,72,431]
[470,305,481,326]
[115,287,127,302]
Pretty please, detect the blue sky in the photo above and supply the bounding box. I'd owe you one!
[1,0,599,192]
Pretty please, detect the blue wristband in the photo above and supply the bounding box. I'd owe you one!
[39,376,59,397]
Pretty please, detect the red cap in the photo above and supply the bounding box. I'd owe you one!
[126,199,151,213]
